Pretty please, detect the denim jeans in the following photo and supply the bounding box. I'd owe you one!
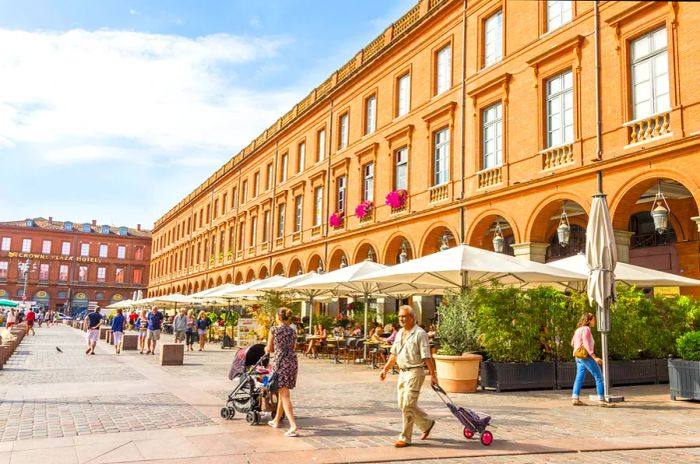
[572,356,604,399]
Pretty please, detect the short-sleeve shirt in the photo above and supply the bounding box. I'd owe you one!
[26,311,36,322]
[111,314,125,332]
[87,312,103,329]
[196,318,210,331]
[147,311,164,330]
[390,325,431,369]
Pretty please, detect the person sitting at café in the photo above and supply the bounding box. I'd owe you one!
[351,323,363,337]
[426,324,437,340]
[332,325,344,338]
[369,326,384,342]
[385,323,399,345]
[305,323,327,358]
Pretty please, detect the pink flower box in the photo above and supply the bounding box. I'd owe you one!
[385,189,408,209]
[329,211,344,229]
[355,201,373,219]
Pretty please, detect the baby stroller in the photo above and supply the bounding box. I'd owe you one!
[431,384,493,446]
[221,343,279,425]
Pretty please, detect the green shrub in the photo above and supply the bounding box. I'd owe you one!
[436,290,480,356]
[383,311,399,326]
[646,295,692,358]
[677,331,700,361]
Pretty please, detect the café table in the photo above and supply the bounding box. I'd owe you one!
[364,340,382,368]
[326,337,345,364]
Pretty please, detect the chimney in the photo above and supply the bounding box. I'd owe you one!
[92,219,97,226]
[48,216,53,222]
[137,224,141,231]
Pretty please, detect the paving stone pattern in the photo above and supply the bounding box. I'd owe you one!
[0,392,214,442]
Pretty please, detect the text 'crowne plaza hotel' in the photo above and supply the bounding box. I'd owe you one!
[149,0,700,321]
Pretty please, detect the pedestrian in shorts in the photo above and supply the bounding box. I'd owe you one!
[137,309,149,354]
[146,306,164,355]
[111,308,126,354]
[84,307,103,355]
[173,308,187,344]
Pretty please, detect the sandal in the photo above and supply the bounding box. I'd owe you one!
[284,429,299,437]
[268,420,279,428]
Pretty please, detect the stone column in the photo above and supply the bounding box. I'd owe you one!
[613,229,635,264]
[691,216,700,233]
[511,242,549,263]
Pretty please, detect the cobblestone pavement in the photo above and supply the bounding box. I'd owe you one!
[1,323,699,464]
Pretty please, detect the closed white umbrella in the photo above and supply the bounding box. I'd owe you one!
[585,193,617,401]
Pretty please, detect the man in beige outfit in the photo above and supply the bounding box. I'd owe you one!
[380,305,437,447]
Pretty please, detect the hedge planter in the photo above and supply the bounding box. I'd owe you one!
[668,358,700,401]
[609,359,657,386]
[479,361,555,392]
[555,361,596,390]
[656,358,669,384]
[434,353,482,393]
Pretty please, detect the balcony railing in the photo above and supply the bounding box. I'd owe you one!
[275,238,284,248]
[358,210,374,224]
[292,231,302,242]
[541,144,574,170]
[311,225,322,236]
[478,166,503,189]
[429,184,448,203]
[624,111,671,144]
[236,250,244,260]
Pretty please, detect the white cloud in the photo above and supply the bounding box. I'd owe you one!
[0,28,299,165]
[129,9,140,16]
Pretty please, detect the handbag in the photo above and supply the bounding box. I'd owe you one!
[268,372,280,392]
[574,346,589,359]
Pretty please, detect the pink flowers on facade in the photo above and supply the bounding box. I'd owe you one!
[385,189,408,209]
[355,200,373,219]
[329,211,344,229]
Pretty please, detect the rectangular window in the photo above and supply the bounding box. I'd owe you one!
[266,163,273,189]
[40,240,50,254]
[294,195,303,233]
[238,223,245,250]
[1,237,10,251]
[250,216,257,246]
[213,199,219,219]
[199,208,203,227]
[80,243,90,257]
[59,264,68,281]
[134,246,144,260]
[546,70,574,148]
[337,175,346,212]
[484,11,503,67]
[482,102,503,169]
[547,0,572,32]
[436,44,452,95]
[365,95,376,135]
[22,239,31,253]
[133,269,142,284]
[280,153,288,182]
[97,267,106,282]
[39,263,49,280]
[277,204,286,238]
[434,128,450,186]
[222,194,227,214]
[395,147,408,191]
[242,180,248,203]
[363,163,374,202]
[78,266,88,282]
[99,244,108,258]
[631,27,669,120]
[297,142,305,173]
[61,241,70,256]
[263,210,271,243]
[338,113,349,149]
[0,261,8,279]
[317,128,326,161]
[254,172,260,197]
[397,73,411,117]
[314,186,323,226]
[115,267,124,283]
[117,245,126,259]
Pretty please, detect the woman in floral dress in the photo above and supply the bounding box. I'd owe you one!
[265,307,299,437]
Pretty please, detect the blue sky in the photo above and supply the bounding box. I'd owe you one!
[0,0,414,229]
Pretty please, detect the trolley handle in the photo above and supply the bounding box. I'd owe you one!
[431,383,447,395]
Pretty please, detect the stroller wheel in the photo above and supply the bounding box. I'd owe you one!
[463,427,474,439]
[245,411,259,425]
[480,430,493,446]
[220,408,231,420]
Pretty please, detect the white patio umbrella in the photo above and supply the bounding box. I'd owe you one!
[289,261,443,358]
[585,193,617,401]
[105,299,135,309]
[220,275,289,298]
[548,253,700,288]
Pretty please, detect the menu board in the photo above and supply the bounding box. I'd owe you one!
[236,318,258,347]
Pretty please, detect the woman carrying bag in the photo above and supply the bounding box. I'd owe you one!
[571,312,610,407]
[265,307,299,437]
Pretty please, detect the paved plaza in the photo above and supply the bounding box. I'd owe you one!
[1,324,699,464]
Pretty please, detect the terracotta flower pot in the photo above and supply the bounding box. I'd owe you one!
[434,353,482,393]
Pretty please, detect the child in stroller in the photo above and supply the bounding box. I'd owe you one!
[221,343,279,425]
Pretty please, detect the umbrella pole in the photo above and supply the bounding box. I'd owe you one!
[308,296,314,336]
[601,327,610,398]
[363,292,369,361]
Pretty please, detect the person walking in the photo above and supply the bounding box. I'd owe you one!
[111,308,126,354]
[146,306,164,355]
[137,309,149,354]
[83,307,103,355]
[379,305,437,448]
[266,307,299,437]
[173,308,187,344]
[6,309,16,328]
[185,309,196,351]
[25,307,36,335]
[128,310,138,330]
[196,311,210,351]
[571,312,610,407]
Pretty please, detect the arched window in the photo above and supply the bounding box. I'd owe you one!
[546,224,586,262]
[629,212,676,248]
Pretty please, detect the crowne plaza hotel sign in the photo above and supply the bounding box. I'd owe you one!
[7,251,101,264]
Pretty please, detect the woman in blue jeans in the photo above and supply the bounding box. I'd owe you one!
[571,312,610,407]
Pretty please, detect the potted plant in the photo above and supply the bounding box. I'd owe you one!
[669,331,700,400]
[329,211,344,229]
[355,201,372,221]
[385,189,407,210]
[434,290,482,393]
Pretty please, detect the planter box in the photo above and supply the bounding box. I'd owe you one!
[656,358,669,384]
[480,361,555,392]
[668,358,700,401]
[609,359,657,386]
[555,361,596,389]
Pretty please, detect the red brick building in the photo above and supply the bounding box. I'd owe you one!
[0,217,151,314]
